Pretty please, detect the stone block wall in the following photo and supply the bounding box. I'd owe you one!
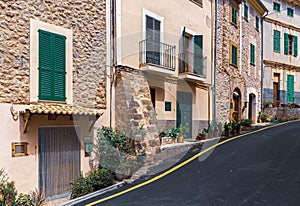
[0,0,106,109]
[264,107,300,120]
[115,68,160,157]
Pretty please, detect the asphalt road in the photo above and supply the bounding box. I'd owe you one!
[82,121,300,206]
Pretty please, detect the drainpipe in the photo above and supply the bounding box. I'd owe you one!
[109,0,115,127]
[213,0,218,121]
[239,2,243,76]
[261,11,269,111]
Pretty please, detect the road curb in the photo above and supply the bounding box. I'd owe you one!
[58,182,125,206]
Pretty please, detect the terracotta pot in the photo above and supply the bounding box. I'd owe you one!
[177,135,184,143]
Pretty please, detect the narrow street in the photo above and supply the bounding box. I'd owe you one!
[82,121,300,206]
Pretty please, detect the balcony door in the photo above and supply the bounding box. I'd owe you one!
[146,15,160,65]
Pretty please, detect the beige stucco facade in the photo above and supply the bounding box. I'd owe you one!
[114,0,214,140]
[262,0,300,105]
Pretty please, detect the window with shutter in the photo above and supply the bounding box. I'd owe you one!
[39,30,66,101]
[284,33,289,55]
[230,43,238,67]
[194,35,203,75]
[294,35,298,57]
[255,16,259,31]
[287,8,294,17]
[250,44,255,65]
[231,7,237,25]
[287,75,294,103]
[273,2,280,12]
[273,30,281,53]
[244,5,248,20]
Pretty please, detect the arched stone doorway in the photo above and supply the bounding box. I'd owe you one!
[232,88,241,121]
[248,93,256,122]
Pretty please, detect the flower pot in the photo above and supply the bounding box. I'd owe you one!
[177,135,184,143]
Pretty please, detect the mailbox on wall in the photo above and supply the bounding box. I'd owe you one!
[83,136,93,156]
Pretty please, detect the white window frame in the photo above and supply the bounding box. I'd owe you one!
[30,19,73,104]
[142,9,164,64]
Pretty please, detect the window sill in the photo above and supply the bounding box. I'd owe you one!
[38,100,67,104]
[230,22,238,28]
[190,0,203,8]
[230,63,238,68]
[250,63,255,66]
[273,51,280,54]
[243,17,248,22]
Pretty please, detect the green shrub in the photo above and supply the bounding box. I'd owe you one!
[241,119,252,127]
[70,173,93,199]
[0,168,17,206]
[87,169,114,191]
[71,168,114,199]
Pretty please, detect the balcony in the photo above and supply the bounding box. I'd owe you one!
[178,52,207,82]
[139,39,176,76]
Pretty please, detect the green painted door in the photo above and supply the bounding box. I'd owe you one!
[176,91,192,138]
[287,75,294,103]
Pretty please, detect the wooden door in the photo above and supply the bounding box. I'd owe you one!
[38,127,81,198]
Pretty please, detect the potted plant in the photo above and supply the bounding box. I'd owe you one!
[177,125,187,143]
[196,128,208,140]
[241,119,252,131]
[223,122,232,137]
[168,128,179,143]
[258,112,268,123]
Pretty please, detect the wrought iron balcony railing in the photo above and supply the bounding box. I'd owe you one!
[179,52,207,76]
[139,39,176,70]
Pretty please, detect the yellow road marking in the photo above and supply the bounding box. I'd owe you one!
[86,120,299,206]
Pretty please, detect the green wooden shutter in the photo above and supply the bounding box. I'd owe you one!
[194,35,203,75]
[232,7,237,25]
[53,34,66,101]
[39,30,66,101]
[250,44,255,64]
[273,30,280,52]
[294,35,298,57]
[256,16,259,30]
[232,45,237,66]
[284,33,289,55]
[287,75,294,103]
[244,5,248,20]
[39,30,52,100]
[180,27,186,73]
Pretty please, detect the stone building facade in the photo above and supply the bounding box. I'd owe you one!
[261,0,300,107]
[216,0,267,123]
[0,0,108,198]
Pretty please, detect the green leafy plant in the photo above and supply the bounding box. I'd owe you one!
[258,112,268,122]
[241,119,252,127]
[15,189,45,206]
[223,122,232,132]
[0,168,17,206]
[167,128,180,140]
[70,172,93,199]
[86,168,114,191]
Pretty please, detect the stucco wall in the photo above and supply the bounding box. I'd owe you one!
[0,104,96,194]
[118,0,213,85]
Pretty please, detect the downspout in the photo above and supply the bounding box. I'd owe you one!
[213,0,218,120]
[239,2,243,76]
[109,0,115,127]
[261,11,269,111]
